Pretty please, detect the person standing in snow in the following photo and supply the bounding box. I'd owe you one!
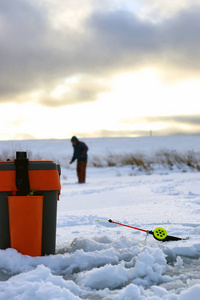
[69,136,88,183]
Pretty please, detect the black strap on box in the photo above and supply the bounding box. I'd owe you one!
[15,152,30,196]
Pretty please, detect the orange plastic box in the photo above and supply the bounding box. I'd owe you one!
[0,158,61,256]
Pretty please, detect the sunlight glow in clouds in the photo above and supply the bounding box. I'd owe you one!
[110,69,200,117]
[1,68,199,140]
[1,0,200,139]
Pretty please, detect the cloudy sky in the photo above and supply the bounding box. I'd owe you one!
[1,0,200,140]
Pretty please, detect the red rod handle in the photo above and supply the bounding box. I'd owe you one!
[108,219,147,233]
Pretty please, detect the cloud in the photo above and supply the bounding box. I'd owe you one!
[1,0,200,107]
[145,115,200,127]
[39,76,111,107]
[0,131,36,140]
[86,6,200,72]
[121,114,200,129]
[12,132,36,140]
[0,0,51,97]
[81,125,200,138]
[138,0,200,19]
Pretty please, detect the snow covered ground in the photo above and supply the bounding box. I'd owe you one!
[1,135,200,299]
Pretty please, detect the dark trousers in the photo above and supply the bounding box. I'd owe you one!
[77,160,87,183]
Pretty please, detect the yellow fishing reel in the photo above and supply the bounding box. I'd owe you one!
[153,227,168,241]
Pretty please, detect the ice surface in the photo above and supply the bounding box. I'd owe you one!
[0,136,200,299]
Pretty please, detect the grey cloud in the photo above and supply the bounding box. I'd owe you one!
[1,1,200,106]
[0,0,80,97]
[87,10,156,52]
[39,76,110,107]
[144,115,200,126]
[122,115,200,127]
[89,126,200,138]
[86,7,200,71]
[152,127,200,136]
[0,0,51,96]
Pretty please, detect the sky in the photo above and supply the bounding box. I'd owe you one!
[0,0,200,140]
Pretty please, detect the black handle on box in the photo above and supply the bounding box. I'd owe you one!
[15,152,30,196]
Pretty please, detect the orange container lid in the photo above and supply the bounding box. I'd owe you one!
[0,161,61,192]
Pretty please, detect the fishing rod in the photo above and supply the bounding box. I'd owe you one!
[106,219,188,242]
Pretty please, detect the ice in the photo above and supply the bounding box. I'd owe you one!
[0,265,82,300]
[0,136,200,299]
[179,285,200,300]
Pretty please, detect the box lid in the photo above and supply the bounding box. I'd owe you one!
[0,161,61,192]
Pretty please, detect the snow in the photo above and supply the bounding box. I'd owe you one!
[0,135,200,299]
